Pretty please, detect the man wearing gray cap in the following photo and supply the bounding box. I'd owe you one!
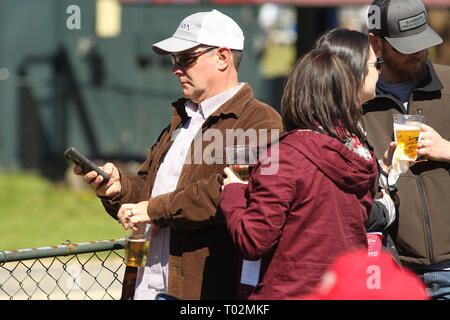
[77,9,282,300]
[363,0,450,299]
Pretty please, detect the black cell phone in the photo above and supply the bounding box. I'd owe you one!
[64,147,110,184]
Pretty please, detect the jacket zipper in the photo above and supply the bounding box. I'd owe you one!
[414,107,434,263]
[415,175,434,264]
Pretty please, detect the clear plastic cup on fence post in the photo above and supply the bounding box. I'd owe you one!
[124,227,150,268]
[225,145,259,182]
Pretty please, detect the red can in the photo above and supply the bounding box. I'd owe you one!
[367,232,384,257]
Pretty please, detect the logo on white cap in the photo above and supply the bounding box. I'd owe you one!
[152,9,244,55]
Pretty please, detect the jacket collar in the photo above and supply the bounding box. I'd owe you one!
[416,60,443,93]
[365,60,443,113]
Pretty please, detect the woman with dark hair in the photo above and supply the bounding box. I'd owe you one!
[220,47,379,299]
[314,28,399,263]
[313,28,377,104]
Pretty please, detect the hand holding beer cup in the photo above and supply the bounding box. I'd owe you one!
[417,123,450,162]
[389,114,425,186]
[224,145,258,182]
[222,167,246,189]
[118,201,153,268]
[118,201,151,231]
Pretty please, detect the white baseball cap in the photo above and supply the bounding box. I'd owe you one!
[152,9,244,55]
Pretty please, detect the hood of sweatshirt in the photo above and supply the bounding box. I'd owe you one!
[281,129,377,197]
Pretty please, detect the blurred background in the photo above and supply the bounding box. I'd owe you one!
[0,0,449,249]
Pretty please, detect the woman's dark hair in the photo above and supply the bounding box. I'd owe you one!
[280,49,363,141]
[313,28,371,103]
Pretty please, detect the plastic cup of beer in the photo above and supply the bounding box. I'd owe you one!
[225,145,258,182]
[393,114,425,161]
[124,228,150,268]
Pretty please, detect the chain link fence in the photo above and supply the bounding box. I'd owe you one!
[0,239,125,300]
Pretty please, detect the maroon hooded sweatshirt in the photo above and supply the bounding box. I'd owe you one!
[220,129,378,299]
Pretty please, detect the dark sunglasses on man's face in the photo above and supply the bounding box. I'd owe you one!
[170,47,217,69]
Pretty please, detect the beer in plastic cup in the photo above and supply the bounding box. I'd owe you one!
[225,145,258,182]
[125,229,150,268]
[393,114,425,161]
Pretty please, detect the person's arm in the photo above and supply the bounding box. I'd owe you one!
[365,189,396,232]
[100,156,152,220]
[118,103,283,231]
[417,123,450,163]
[366,141,397,232]
[145,171,225,230]
[73,160,147,220]
[220,144,298,261]
[74,161,122,198]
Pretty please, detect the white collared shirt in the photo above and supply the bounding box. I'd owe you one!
[133,83,244,300]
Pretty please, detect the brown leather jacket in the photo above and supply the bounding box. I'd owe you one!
[101,83,283,299]
[362,62,450,267]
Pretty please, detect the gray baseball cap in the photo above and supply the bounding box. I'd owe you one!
[368,0,442,54]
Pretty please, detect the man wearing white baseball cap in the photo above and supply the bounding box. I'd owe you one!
[363,0,450,299]
[89,9,282,300]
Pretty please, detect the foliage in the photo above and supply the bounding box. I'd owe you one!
[0,172,123,251]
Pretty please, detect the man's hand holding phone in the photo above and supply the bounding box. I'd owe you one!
[65,147,121,198]
[74,162,121,198]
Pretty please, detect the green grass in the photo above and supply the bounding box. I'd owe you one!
[0,172,124,251]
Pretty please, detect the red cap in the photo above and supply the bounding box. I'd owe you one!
[301,250,429,300]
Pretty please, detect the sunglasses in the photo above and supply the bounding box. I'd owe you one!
[170,47,217,69]
[367,57,384,73]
